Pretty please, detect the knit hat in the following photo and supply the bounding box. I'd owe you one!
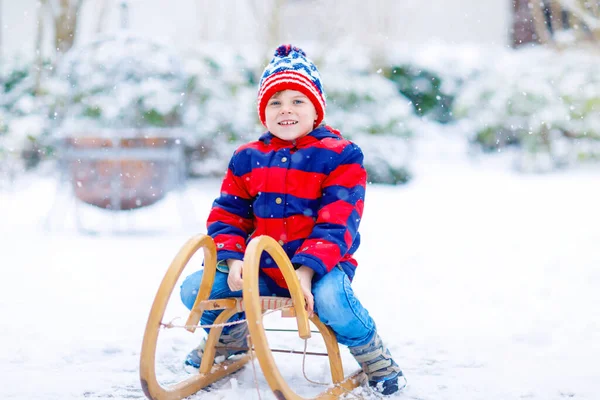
[257,44,326,127]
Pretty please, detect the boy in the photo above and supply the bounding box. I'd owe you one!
[180,44,406,396]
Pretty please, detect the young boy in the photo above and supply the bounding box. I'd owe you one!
[180,44,406,396]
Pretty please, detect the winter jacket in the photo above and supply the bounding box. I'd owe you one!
[207,125,366,288]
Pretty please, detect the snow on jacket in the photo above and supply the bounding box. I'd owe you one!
[207,125,366,288]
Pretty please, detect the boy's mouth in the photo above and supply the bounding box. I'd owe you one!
[278,120,298,126]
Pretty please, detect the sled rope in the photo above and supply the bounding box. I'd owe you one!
[160,305,290,330]
[300,339,367,400]
[301,338,329,386]
[246,334,263,400]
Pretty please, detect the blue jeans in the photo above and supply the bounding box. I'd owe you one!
[180,267,376,347]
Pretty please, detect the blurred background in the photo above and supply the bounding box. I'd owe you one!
[0,0,599,231]
[1,3,599,399]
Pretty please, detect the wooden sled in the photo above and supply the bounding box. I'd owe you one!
[140,234,365,400]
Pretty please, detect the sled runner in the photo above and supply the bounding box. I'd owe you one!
[140,234,366,399]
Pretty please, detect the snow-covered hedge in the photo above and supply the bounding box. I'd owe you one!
[323,69,415,184]
[0,110,9,174]
[57,33,190,131]
[454,47,600,171]
[384,65,454,123]
[4,41,599,183]
[0,56,62,174]
[181,45,263,177]
[383,43,487,123]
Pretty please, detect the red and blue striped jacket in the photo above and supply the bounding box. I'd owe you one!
[207,125,367,288]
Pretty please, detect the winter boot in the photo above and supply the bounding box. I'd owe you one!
[349,332,407,396]
[184,323,249,368]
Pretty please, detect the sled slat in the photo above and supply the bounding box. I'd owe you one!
[196,296,295,313]
[197,298,238,311]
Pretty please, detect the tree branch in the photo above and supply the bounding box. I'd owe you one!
[583,0,599,18]
[530,0,553,44]
[95,0,109,33]
[44,0,57,18]
[558,0,600,30]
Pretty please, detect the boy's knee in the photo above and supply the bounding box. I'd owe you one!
[312,271,347,322]
[180,271,203,310]
[180,270,234,310]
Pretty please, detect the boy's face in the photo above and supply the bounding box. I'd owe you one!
[264,90,317,141]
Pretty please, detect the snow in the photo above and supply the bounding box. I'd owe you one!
[1,135,599,400]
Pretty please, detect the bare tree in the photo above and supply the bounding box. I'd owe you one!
[34,0,47,94]
[95,0,110,34]
[513,0,538,46]
[43,0,85,56]
[245,0,287,60]
[530,0,600,48]
[266,0,286,51]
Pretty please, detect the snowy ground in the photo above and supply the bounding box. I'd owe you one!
[1,135,599,400]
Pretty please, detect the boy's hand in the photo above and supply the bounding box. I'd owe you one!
[295,266,315,317]
[227,259,244,292]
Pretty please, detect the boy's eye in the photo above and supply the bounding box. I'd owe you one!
[293,99,304,104]
[269,100,280,106]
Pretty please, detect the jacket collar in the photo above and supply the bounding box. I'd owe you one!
[259,125,342,148]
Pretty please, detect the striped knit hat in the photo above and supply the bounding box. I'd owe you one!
[257,44,326,127]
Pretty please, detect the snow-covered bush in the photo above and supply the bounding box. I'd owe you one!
[57,33,190,131]
[0,57,63,171]
[384,65,454,122]
[383,43,487,123]
[0,109,22,189]
[1,58,29,95]
[181,45,263,177]
[323,69,415,184]
[0,109,9,164]
[454,47,600,171]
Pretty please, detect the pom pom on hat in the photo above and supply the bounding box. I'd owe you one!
[257,44,326,127]
[274,44,306,58]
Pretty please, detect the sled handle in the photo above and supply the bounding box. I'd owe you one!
[140,234,249,400]
[184,236,218,333]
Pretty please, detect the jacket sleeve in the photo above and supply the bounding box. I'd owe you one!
[207,153,255,262]
[291,143,366,276]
